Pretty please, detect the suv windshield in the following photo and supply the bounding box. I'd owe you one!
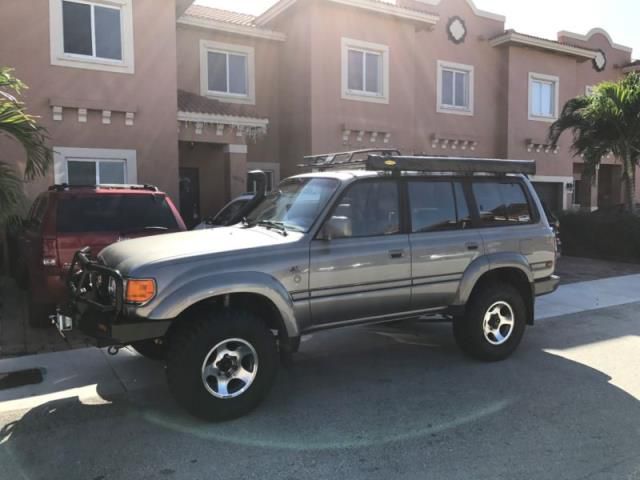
[57,194,179,233]
[246,177,338,232]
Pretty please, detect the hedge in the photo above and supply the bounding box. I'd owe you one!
[559,212,640,263]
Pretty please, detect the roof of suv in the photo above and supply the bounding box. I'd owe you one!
[48,184,164,195]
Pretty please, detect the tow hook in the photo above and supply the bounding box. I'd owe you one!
[107,345,123,356]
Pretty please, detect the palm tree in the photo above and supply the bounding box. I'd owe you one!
[549,73,640,214]
[0,67,52,220]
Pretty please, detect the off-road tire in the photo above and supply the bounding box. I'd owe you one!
[130,339,167,361]
[166,309,278,421]
[453,282,526,362]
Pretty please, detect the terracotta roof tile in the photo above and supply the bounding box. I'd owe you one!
[183,5,257,26]
[177,90,267,120]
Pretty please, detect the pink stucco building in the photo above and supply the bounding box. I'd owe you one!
[1,0,638,225]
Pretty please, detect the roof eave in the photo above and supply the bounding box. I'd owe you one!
[256,0,439,26]
[489,33,597,60]
[178,110,269,129]
[177,15,287,41]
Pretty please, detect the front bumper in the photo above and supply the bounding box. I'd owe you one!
[534,275,560,297]
[58,248,170,346]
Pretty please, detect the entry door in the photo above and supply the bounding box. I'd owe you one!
[407,179,482,309]
[309,179,411,326]
[179,167,200,229]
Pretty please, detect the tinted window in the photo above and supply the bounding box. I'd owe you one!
[57,195,179,233]
[329,180,400,238]
[472,181,532,226]
[94,6,122,60]
[409,181,470,233]
[63,1,92,56]
[213,199,248,226]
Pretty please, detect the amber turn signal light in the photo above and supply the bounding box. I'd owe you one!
[125,279,156,304]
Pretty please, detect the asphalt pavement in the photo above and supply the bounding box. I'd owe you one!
[0,295,639,479]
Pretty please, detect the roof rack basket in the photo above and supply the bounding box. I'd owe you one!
[302,148,400,171]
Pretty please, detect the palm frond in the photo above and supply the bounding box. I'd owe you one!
[0,161,25,222]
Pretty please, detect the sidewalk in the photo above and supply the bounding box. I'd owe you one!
[2,272,640,415]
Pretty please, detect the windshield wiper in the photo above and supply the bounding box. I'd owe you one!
[256,220,288,236]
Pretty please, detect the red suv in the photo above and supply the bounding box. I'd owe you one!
[13,184,186,327]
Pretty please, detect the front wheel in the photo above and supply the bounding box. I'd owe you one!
[166,309,278,421]
[453,283,526,362]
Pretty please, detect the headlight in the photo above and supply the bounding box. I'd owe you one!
[108,277,118,298]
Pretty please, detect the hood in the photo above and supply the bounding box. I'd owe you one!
[97,226,303,274]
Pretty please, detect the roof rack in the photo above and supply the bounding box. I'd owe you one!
[367,155,536,175]
[48,183,159,192]
[301,148,400,171]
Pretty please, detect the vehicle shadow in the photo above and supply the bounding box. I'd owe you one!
[1,304,639,480]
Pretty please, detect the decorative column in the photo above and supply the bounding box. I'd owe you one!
[224,144,248,201]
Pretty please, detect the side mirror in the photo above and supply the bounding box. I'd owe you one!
[320,216,352,240]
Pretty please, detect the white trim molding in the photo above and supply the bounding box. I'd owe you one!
[53,147,137,184]
[49,0,135,74]
[558,28,633,54]
[256,0,439,26]
[177,16,286,42]
[341,37,390,104]
[528,72,560,123]
[436,60,474,116]
[200,40,256,105]
[224,144,248,154]
[490,31,597,60]
[177,111,269,130]
[414,0,505,22]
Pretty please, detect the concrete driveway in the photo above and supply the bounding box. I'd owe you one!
[0,297,639,480]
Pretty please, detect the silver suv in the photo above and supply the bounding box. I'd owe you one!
[59,153,559,421]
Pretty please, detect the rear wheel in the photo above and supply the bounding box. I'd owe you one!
[453,283,526,362]
[166,309,278,421]
[130,339,166,361]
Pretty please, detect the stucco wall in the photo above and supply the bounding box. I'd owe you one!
[0,0,180,203]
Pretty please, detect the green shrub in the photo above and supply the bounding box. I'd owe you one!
[559,212,640,262]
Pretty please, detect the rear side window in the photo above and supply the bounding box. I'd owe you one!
[472,181,532,226]
[408,180,471,233]
[56,195,179,233]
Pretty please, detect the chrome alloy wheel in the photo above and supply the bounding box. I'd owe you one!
[201,338,258,399]
[482,301,515,346]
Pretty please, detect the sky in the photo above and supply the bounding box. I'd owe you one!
[195,0,639,55]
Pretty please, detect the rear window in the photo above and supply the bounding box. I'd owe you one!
[56,194,179,233]
[472,181,533,226]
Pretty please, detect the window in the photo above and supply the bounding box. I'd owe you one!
[56,195,179,233]
[327,181,400,238]
[341,38,389,104]
[200,40,255,104]
[529,73,559,121]
[437,61,474,115]
[409,181,471,232]
[53,147,137,185]
[472,181,532,226]
[49,0,134,73]
[67,159,126,185]
[212,199,249,226]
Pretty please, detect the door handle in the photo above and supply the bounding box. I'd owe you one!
[466,242,479,251]
[389,249,405,259]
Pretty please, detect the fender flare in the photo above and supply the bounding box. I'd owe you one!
[143,271,299,338]
[454,252,533,306]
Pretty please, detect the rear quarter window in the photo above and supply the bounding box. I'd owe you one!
[56,194,179,233]
[472,181,533,226]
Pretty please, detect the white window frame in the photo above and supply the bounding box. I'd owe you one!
[528,72,560,122]
[341,37,389,104]
[53,147,137,184]
[437,60,474,116]
[200,40,256,105]
[49,0,134,74]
